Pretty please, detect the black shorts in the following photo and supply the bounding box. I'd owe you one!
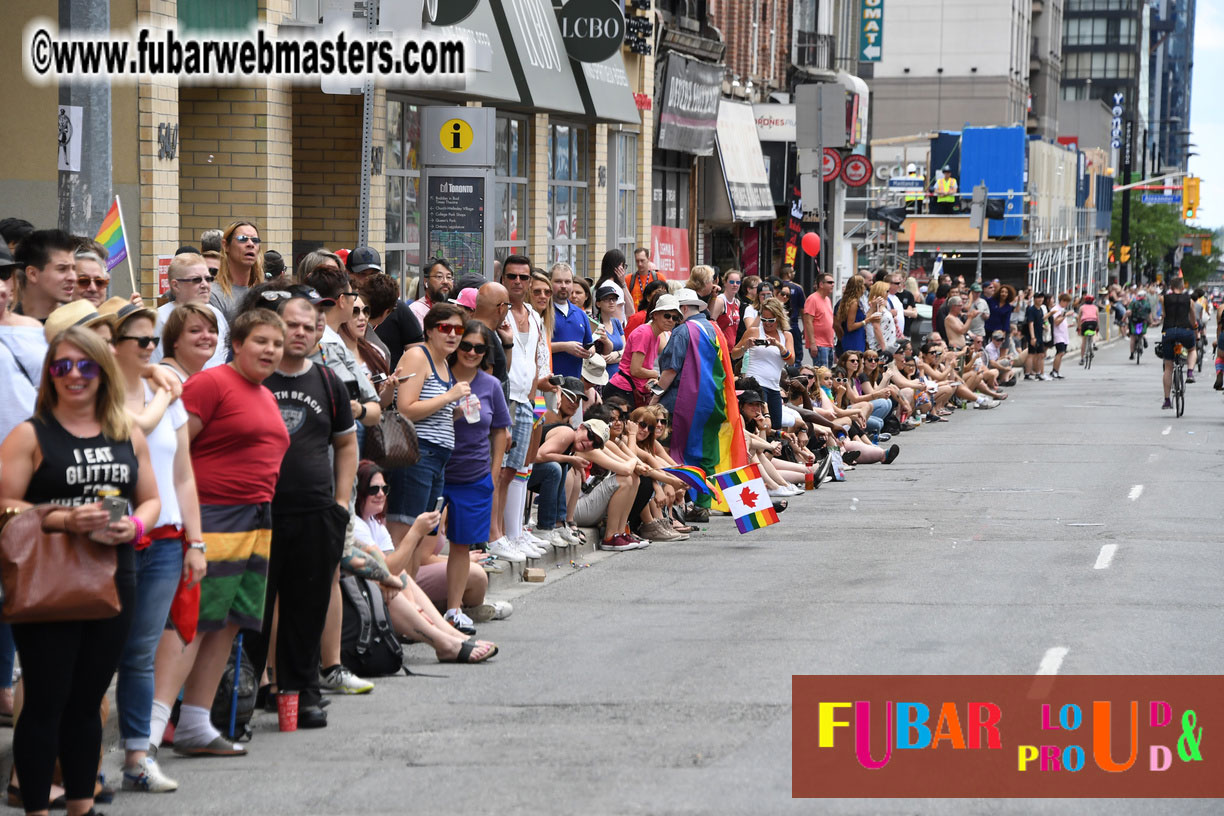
[1054,342,1067,354]
[1080,320,1098,335]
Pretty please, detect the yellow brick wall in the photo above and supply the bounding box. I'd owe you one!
[136,0,179,298]
[292,90,363,249]
[589,123,609,269]
[528,114,550,267]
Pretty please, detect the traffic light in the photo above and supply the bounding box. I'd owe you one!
[1119,245,1132,264]
[1109,241,1116,264]
[1183,176,1200,220]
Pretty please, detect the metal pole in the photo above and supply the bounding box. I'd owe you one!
[974,204,986,284]
[1119,118,1134,285]
[57,0,112,247]
[356,0,379,246]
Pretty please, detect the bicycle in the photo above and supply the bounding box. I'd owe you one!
[1082,330,1095,370]
[1130,320,1145,365]
[1172,343,1187,418]
[1195,330,1206,372]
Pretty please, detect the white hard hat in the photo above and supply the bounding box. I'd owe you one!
[906,163,917,173]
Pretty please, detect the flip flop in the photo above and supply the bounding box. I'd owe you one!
[172,735,248,757]
[440,637,498,664]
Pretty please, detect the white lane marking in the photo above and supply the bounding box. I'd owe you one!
[1094,544,1118,570]
[1148,453,1159,463]
[1162,426,1172,436]
[1128,484,1144,501]
[1037,647,1069,675]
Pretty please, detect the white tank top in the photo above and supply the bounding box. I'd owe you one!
[744,323,784,391]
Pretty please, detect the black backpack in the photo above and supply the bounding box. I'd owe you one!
[340,574,407,677]
[211,635,257,740]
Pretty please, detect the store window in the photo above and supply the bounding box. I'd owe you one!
[495,114,529,265]
[614,131,639,260]
[384,97,422,297]
[547,122,589,274]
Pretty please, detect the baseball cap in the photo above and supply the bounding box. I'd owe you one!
[0,245,17,270]
[286,284,332,306]
[174,245,200,256]
[44,300,110,342]
[651,293,680,314]
[582,353,610,385]
[970,283,982,292]
[990,330,1006,340]
[455,288,478,310]
[346,246,382,274]
[558,375,585,402]
[737,389,767,406]
[595,284,620,301]
[581,418,609,447]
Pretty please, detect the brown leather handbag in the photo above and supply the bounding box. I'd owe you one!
[0,505,121,623]
[364,396,420,468]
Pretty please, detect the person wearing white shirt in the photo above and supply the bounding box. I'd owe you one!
[151,253,229,370]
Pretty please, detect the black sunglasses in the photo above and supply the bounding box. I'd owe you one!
[458,341,488,355]
[355,306,372,316]
[367,484,390,495]
[504,272,531,281]
[233,234,261,245]
[175,275,215,285]
[0,268,14,281]
[118,335,160,349]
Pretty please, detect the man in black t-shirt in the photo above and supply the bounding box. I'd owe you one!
[1160,276,1199,406]
[251,296,357,727]
[1023,292,1048,381]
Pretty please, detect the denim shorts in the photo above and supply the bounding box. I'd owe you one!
[387,439,452,525]
[502,400,536,471]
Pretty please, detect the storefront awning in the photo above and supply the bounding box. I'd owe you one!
[711,100,774,223]
[573,53,642,125]
[493,0,586,117]
[656,52,722,156]
[424,0,521,105]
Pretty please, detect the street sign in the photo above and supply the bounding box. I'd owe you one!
[887,177,924,190]
[860,0,884,62]
[841,155,873,187]
[1113,92,1125,105]
[1142,193,1182,205]
[823,148,842,182]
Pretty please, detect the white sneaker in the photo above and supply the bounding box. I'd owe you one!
[512,534,545,558]
[521,529,551,549]
[320,665,374,694]
[556,525,580,545]
[768,487,793,498]
[1039,373,1052,381]
[534,528,568,549]
[122,756,178,793]
[490,600,513,620]
[488,536,526,563]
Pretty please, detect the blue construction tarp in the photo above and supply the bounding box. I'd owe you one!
[960,126,1026,238]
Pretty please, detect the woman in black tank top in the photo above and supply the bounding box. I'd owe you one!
[0,327,159,815]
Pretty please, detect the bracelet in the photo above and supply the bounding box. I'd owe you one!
[357,403,368,420]
[187,539,207,553]
[128,515,145,544]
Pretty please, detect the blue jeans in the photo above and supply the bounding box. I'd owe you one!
[387,439,452,525]
[116,538,183,751]
[528,461,568,530]
[812,346,834,368]
[864,397,891,434]
[0,624,14,689]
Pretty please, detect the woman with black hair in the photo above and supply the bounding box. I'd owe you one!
[595,249,632,322]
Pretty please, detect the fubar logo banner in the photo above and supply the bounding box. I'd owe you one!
[792,675,1220,797]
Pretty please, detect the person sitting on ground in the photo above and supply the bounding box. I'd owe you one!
[982,329,1018,386]
[598,399,676,542]
[555,415,648,553]
[529,378,590,550]
[350,464,500,661]
[604,293,679,406]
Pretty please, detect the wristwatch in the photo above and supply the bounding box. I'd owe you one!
[187,539,207,554]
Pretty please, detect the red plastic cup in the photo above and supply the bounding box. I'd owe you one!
[276,691,299,732]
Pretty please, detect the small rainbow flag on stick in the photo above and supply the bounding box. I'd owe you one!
[533,394,548,424]
[713,464,779,535]
[94,196,135,290]
[662,465,717,497]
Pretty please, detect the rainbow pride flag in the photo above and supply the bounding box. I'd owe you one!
[714,464,779,534]
[514,468,532,484]
[533,394,548,424]
[94,197,127,271]
[666,315,747,507]
[662,465,717,497]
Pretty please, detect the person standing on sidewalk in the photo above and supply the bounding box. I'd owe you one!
[253,295,357,729]
[803,273,837,367]
[1048,293,1071,379]
[1024,293,1049,380]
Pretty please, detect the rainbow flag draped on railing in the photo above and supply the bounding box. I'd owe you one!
[667,315,747,507]
[94,197,127,271]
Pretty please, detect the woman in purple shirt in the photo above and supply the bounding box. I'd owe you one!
[440,322,510,635]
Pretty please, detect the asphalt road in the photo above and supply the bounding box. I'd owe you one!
[105,336,1223,815]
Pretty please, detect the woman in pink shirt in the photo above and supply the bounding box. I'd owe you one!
[604,294,681,406]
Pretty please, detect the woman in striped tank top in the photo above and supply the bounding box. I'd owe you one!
[389,304,469,569]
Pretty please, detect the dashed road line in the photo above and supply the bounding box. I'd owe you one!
[1128,484,1144,501]
[1094,544,1117,570]
[1162,425,1172,436]
[1037,647,1069,675]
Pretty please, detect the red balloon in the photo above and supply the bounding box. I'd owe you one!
[801,232,821,258]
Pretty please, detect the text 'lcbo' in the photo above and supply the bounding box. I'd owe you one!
[814,700,1204,772]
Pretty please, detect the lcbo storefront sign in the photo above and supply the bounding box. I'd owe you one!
[556,0,625,63]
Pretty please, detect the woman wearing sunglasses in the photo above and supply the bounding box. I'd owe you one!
[1,327,161,816]
[437,322,510,634]
[604,293,681,406]
[211,221,263,324]
[733,297,794,430]
[104,301,207,792]
[390,304,470,570]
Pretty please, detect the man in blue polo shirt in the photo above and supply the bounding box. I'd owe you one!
[549,261,592,378]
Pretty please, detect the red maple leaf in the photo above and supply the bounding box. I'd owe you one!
[739,485,759,509]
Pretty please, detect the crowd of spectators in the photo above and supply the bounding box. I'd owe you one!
[0,211,1182,814]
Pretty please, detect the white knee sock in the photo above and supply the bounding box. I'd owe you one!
[504,472,529,540]
[148,699,173,750]
[174,703,221,746]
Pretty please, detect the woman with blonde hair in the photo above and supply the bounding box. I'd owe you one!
[733,296,794,430]
[865,280,897,353]
[210,221,264,324]
[685,264,717,306]
[0,327,161,815]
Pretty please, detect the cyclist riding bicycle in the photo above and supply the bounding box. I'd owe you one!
[1127,294,1151,360]
[1160,275,1199,408]
[1077,294,1099,367]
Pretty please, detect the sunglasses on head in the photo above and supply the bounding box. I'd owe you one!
[458,340,488,355]
[118,335,160,349]
[76,276,109,289]
[260,290,292,302]
[49,358,101,379]
[175,274,215,285]
[433,323,463,336]
[367,484,390,495]
[233,234,261,245]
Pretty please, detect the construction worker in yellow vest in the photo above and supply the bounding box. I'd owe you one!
[904,163,925,214]
[931,166,958,214]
